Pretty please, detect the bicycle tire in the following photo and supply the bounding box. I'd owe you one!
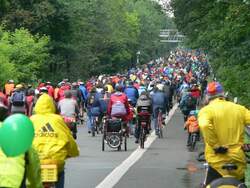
[157,110,163,138]
[189,134,196,152]
[159,110,163,138]
[140,128,145,149]
[124,135,127,151]
[210,177,246,188]
[102,134,105,151]
[91,123,95,137]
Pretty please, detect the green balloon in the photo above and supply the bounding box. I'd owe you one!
[0,114,34,157]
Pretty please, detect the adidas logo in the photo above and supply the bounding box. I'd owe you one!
[35,123,58,138]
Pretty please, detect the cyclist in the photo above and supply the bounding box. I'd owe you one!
[124,81,139,107]
[79,82,88,111]
[30,93,79,188]
[86,87,101,134]
[135,91,152,143]
[9,84,27,115]
[179,88,197,121]
[4,79,15,97]
[198,81,250,186]
[70,82,82,108]
[107,84,130,131]
[45,81,54,98]
[151,86,169,135]
[184,110,199,146]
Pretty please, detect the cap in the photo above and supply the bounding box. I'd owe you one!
[206,82,224,99]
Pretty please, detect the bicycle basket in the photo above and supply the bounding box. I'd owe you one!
[41,164,58,182]
[107,119,122,132]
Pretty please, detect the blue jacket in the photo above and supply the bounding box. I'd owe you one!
[87,92,101,116]
[124,86,139,105]
[79,85,88,101]
[151,91,168,113]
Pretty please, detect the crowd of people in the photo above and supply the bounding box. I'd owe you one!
[0,48,249,187]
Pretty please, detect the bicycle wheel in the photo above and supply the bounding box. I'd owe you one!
[92,119,95,137]
[209,177,247,188]
[157,111,163,138]
[189,134,196,152]
[124,135,127,151]
[140,128,145,149]
[102,134,105,151]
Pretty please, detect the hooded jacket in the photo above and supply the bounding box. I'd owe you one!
[198,98,250,180]
[30,94,79,173]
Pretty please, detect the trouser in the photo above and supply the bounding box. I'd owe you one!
[55,170,65,188]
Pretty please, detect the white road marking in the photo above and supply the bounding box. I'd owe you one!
[96,104,178,188]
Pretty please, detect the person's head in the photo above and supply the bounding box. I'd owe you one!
[8,80,14,84]
[90,87,97,93]
[39,87,48,94]
[46,81,51,86]
[15,84,23,91]
[206,82,224,101]
[104,86,109,92]
[72,82,78,89]
[115,84,123,92]
[64,90,72,98]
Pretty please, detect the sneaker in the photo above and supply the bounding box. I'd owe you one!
[135,139,139,144]
[88,131,91,134]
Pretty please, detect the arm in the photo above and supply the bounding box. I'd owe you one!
[244,107,250,125]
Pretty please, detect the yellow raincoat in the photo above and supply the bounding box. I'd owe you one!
[0,147,43,188]
[198,98,250,180]
[30,94,79,173]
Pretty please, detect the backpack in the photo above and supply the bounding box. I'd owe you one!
[12,91,25,106]
[186,95,196,108]
[88,94,95,105]
[111,101,127,116]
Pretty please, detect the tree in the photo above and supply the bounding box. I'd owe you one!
[0,27,49,83]
[171,0,250,107]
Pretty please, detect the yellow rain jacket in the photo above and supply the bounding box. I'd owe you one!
[30,94,79,173]
[0,147,42,188]
[198,98,250,180]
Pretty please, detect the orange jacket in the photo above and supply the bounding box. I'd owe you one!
[184,115,199,133]
[4,83,14,96]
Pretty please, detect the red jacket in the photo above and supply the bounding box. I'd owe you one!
[0,92,8,106]
[58,86,70,101]
[46,85,54,98]
[107,92,130,121]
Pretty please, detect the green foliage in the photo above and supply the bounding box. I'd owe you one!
[171,0,250,107]
[0,27,49,83]
[0,0,175,82]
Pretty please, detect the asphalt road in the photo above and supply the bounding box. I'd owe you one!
[65,109,205,188]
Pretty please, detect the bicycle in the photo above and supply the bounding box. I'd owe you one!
[102,118,127,151]
[156,108,164,138]
[197,152,247,188]
[138,115,150,149]
[189,131,199,152]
